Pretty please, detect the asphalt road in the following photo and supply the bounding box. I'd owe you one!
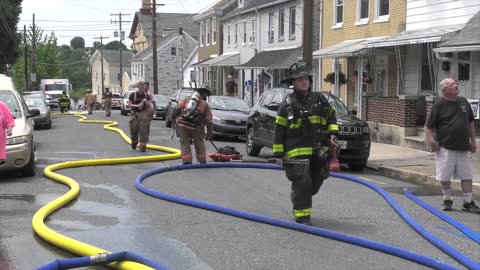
[0,110,478,270]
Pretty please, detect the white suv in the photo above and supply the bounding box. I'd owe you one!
[0,74,40,176]
[120,90,136,116]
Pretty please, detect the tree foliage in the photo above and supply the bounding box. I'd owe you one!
[0,0,22,74]
[70,36,85,49]
[105,40,127,50]
[59,42,90,91]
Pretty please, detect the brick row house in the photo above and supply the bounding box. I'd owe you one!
[128,0,199,95]
[315,0,480,150]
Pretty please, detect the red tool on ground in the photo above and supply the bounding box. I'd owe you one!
[208,140,243,162]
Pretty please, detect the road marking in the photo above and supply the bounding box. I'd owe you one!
[358,177,386,185]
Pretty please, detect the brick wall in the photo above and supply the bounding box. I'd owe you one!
[362,96,417,127]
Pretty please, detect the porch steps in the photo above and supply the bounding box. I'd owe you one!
[403,127,429,151]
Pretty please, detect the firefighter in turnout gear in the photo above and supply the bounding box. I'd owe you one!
[128,82,153,152]
[274,61,340,225]
[59,91,70,113]
[172,86,213,164]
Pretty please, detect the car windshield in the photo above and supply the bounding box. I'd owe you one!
[24,96,45,108]
[209,96,250,112]
[0,90,22,118]
[322,93,350,116]
[45,84,67,91]
[153,95,168,105]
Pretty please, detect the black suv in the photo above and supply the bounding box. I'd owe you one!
[246,88,371,170]
[165,88,195,127]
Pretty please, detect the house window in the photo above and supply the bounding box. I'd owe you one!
[227,24,231,45]
[289,7,296,38]
[234,23,238,44]
[356,0,369,23]
[278,9,285,41]
[268,12,274,43]
[375,0,389,21]
[421,45,432,91]
[243,21,247,44]
[206,19,211,45]
[334,0,343,25]
[376,68,387,96]
[171,47,177,56]
[96,72,98,81]
[251,19,256,43]
[458,52,470,81]
[212,17,217,44]
[200,21,204,46]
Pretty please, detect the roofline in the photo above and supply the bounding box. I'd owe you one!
[221,0,294,21]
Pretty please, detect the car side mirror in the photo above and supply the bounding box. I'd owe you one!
[267,103,279,111]
[351,109,357,116]
[27,109,40,118]
[170,98,177,103]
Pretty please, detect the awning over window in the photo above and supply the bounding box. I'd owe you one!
[367,24,464,48]
[435,11,480,53]
[313,37,385,59]
[235,47,302,69]
[199,53,240,67]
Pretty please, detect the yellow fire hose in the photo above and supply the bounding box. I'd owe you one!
[32,112,181,269]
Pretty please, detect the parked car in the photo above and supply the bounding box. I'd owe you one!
[120,90,136,116]
[208,95,250,139]
[0,74,40,176]
[165,88,195,127]
[153,94,169,120]
[246,88,371,170]
[23,93,52,129]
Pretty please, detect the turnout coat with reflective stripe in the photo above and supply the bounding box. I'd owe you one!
[273,91,339,159]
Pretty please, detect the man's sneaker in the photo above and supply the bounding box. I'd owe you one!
[462,201,480,214]
[441,199,453,211]
[295,216,312,226]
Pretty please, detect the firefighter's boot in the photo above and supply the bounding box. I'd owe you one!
[131,141,138,150]
[139,143,146,152]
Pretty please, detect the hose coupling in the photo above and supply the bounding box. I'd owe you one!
[90,252,109,265]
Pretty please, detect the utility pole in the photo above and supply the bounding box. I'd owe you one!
[111,13,131,91]
[179,26,184,89]
[151,0,165,94]
[23,25,29,92]
[94,36,109,96]
[303,0,313,69]
[31,14,37,90]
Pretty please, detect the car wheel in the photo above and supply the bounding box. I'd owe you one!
[246,127,262,156]
[22,147,36,177]
[347,161,367,171]
[45,119,52,129]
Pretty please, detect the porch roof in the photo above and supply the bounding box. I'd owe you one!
[367,24,464,48]
[190,57,213,67]
[313,37,384,59]
[198,53,240,67]
[435,12,480,53]
[235,47,302,69]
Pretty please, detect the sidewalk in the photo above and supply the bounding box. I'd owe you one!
[367,140,480,194]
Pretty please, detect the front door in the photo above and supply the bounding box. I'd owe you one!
[455,52,472,98]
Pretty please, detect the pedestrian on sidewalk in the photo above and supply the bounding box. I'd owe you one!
[425,78,479,214]
[273,60,340,225]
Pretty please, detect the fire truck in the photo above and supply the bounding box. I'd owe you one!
[40,79,72,109]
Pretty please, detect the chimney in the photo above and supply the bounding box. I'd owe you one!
[140,0,152,15]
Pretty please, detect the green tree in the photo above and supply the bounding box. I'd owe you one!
[0,0,22,74]
[70,36,85,49]
[105,40,127,50]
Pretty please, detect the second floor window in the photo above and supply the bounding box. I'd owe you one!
[206,19,211,45]
[171,47,177,56]
[375,0,389,20]
[227,24,231,45]
[200,22,204,46]
[212,17,217,43]
[357,0,369,22]
[268,12,274,43]
[334,0,343,25]
[279,9,285,41]
[251,19,256,43]
[243,21,247,44]
[235,23,238,44]
[289,7,296,38]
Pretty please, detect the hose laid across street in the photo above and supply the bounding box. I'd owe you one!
[135,163,480,270]
[33,112,181,270]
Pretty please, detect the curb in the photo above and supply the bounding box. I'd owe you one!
[367,164,480,195]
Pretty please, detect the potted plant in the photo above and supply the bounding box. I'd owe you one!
[324,72,347,85]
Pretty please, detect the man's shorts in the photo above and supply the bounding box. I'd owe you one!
[435,147,472,181]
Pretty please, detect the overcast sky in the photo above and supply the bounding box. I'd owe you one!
[19,0,219,47]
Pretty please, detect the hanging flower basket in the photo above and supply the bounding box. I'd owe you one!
[324,72,347,85]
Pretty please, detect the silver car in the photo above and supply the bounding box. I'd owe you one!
[0,74,40,176]
[23,93,52,129]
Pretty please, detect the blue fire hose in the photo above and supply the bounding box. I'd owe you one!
[36,251,168,270]
[133,162,479,270]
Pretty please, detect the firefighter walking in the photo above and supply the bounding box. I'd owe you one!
[58,91,70,113]
[103,89,112,117]
[172,87,213,164]
[274,61,340,225]
[128,82,153,152]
